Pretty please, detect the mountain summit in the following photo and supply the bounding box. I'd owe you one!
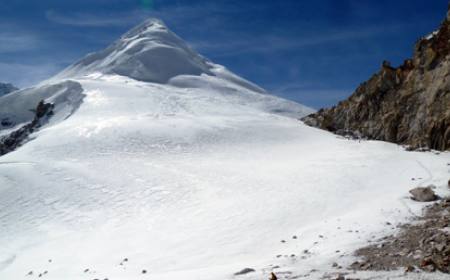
[55,19,214,84]
[53,18,273,95]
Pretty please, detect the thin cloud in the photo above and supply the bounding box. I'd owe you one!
[45,2,230,29]
[192,23,415,58]
[45,10,151,27]
[0,29,41,53]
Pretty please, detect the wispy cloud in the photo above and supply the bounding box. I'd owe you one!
[0,26,41,53]
[45,10,152,27]
[45,1,245,30]
[191,23,413,57]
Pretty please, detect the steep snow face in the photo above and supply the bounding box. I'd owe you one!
[54,19,269,94]
[54,19,262,93]
[54,19,211,84]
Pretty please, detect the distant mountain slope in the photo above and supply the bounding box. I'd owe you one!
[303,7,450,151]
[0,82,17,97]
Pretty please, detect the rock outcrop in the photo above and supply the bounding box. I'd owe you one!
[0,82,18,97]
[303,6,450,151]
[409,186,438,202]
[0,100,54,156]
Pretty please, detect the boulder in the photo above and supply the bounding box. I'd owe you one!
[409,187,438,202]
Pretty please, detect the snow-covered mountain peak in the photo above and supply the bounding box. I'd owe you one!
[120,18,169,40]
[54,18,215,84]
[53,18,296,98]
[118,18,190,52]
[2,18,314,136]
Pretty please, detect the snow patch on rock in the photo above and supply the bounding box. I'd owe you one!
[0,80,84,128]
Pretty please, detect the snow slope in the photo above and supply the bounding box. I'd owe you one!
[0,19,449,280]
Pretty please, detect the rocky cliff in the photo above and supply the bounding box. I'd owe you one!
[303,7,450,151]
[0,100,54,156]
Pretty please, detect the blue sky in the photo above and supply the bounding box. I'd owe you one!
[0,0,448,108]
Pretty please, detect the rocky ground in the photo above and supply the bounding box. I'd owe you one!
[350,196,450,275]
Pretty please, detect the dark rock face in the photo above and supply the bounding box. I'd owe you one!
[0,82,18,97]
[303,8,450,151]
[0,100,54,156]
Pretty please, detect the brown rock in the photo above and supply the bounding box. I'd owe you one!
[409,187,438,202]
